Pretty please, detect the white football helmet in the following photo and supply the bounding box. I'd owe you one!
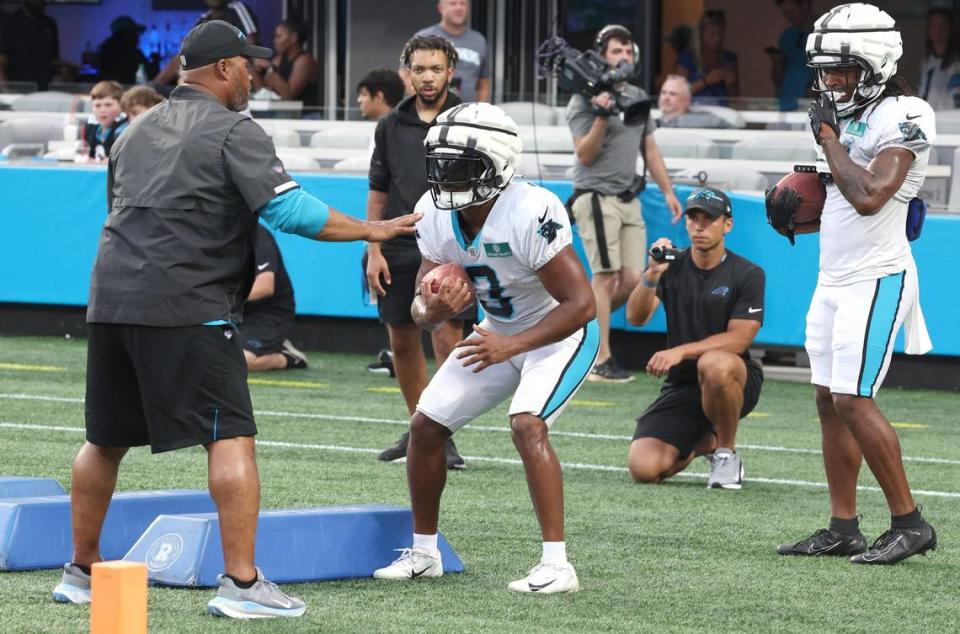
[805,3,902,117]
[424,102,523,210]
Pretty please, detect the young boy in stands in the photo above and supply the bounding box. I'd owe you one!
[84,81,128,160]
[120,85,165,120]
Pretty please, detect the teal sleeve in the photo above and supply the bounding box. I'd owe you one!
[258,188,330,238]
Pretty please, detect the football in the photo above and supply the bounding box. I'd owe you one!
[774,171,827,234]
[423,263,475,296]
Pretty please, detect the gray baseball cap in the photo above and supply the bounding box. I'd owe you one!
[179,20,272,70]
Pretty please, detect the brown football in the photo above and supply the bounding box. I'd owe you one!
[423,263,476,296]
[774,171,826,234]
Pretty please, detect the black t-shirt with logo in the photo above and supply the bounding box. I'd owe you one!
[655,249,765,385]
[244,225,295,323]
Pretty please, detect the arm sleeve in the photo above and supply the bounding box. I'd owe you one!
[565,95,596,139]
[520,190,573,271]
[253,226,280,273]
[730,265,766,324]
[258,188,329,238]
[414,194,442,264]
[368,117,391,193]
[222,118,298,213]
[873,100,935,158]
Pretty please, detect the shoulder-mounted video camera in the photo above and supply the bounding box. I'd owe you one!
[536,36,651,126]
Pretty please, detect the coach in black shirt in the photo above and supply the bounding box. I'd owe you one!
[625,187,765,490]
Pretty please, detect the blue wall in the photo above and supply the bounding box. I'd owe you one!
[1,165,957,357]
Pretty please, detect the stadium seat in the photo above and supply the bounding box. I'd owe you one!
[0,118,66,155]
[730,135,818,162]
[497,102,558,126]
[672,166,768,192]
[265,125,301,148]
[11,91,86,113]
[652,128,720,158]
[276,150,319,171]
[519,126,574,153]
[332,153,371,172]
[935,109,960,134]
[310,124,375,149]
[693,104,747,129]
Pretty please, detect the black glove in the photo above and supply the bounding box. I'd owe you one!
[765,185,801,245]
[808,93,840,145]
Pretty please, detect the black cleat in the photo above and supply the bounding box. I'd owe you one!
[777,528,867,557]
[850,522,937,565]
[445,439,466,471]
[367,348,395,377]
[377,432,409,462]
[280,339,308,369]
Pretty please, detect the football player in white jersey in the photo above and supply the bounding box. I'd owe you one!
[768,3,937,564]
[373,103,599,593]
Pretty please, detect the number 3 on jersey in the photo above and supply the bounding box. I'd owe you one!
[465,265,514,318]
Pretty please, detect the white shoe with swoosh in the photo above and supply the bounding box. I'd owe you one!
[507,562,579,594]
[373,547,443,580]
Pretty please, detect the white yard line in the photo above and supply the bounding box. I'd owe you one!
[1,392,958,467]
[0,420,958,499]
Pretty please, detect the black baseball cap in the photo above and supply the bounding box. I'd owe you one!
[685,187,733,218]
[179,20,272,70]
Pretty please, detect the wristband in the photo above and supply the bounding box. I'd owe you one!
[641,273,658,289]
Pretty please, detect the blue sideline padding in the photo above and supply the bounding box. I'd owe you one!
[123,504,464,587]
[0,476,65,499]
[0,490,215,570]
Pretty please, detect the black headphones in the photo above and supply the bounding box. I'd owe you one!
[594,24,640,61]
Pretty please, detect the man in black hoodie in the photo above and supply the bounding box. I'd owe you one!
[367,35,473,469]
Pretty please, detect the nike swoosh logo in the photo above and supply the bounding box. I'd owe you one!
[906,114,921,120]
[747,307,763,314]
[862,535,903,561]
[257,263,269,271]
[806,541,841,555]
[410,567,431,578]
[528,579,556,591]
[537,208,548,223]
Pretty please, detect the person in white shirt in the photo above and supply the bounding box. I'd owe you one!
[918,8,960,111]
[372,103,598,594]
[767,3,937,566]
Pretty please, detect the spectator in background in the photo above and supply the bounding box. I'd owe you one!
[84,81,128,161]
[356,68,406,377]
[151,1,260,90]
[98,16,149,85]
[919,8,960,111]
[3,0,60,90]
[675,10,738,104]
[242,225,308,372]
[121,85,165,119]
[416,0,489,102]
[657,75,732,129]
[769,0,814,112]
[251,20,319,106]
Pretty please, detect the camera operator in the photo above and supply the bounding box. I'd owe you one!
[566,25,683,383]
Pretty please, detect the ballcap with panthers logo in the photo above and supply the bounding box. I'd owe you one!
[685,187,733,218]
[179,19,272,70]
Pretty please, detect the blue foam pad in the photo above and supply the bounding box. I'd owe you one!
[124,504,464,586]
[0,490,215,570]
[0,476,65,499]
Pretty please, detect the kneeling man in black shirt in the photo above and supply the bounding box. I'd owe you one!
[625,187,765,490]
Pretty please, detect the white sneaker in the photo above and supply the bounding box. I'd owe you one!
[52,563,91,604]
[373,548,443,580]
[507,562,580,594]
[707,448,744,490]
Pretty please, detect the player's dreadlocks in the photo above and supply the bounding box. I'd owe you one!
[400,35,459,69]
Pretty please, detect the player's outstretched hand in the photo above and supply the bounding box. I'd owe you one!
[455,324,519,373]
[420,277,473,322]
[646,347,684,378]
[367,213,423,242]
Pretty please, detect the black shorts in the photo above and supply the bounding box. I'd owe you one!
[632,360,763,457]
[85,323,257,453]
[363,247,477,325]
[240,310,291,356]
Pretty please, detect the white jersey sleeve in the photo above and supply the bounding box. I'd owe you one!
[515,188,572,271]
[871,97,935,160]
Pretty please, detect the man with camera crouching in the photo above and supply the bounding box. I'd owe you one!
[625,188,765,490]
[566,24,683,383]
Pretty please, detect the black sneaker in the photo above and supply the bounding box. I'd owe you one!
[446,438,466,471]
[587,359,634,383]
[280,339,308,369]
[776,528,867,557]
[367,348,395,377]
[377,431,409,462]
[850,522,937,565]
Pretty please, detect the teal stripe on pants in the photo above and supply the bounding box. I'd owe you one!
[857,271,906,397]
[539,320,600,420]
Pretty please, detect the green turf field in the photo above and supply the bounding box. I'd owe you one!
[0,335,957,633]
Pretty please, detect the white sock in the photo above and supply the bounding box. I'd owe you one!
[413,532,439,554]
[541,541,567,566]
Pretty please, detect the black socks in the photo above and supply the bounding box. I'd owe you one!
[829,516,861,536]
[891,507,924,529]
[226,573,258,589]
